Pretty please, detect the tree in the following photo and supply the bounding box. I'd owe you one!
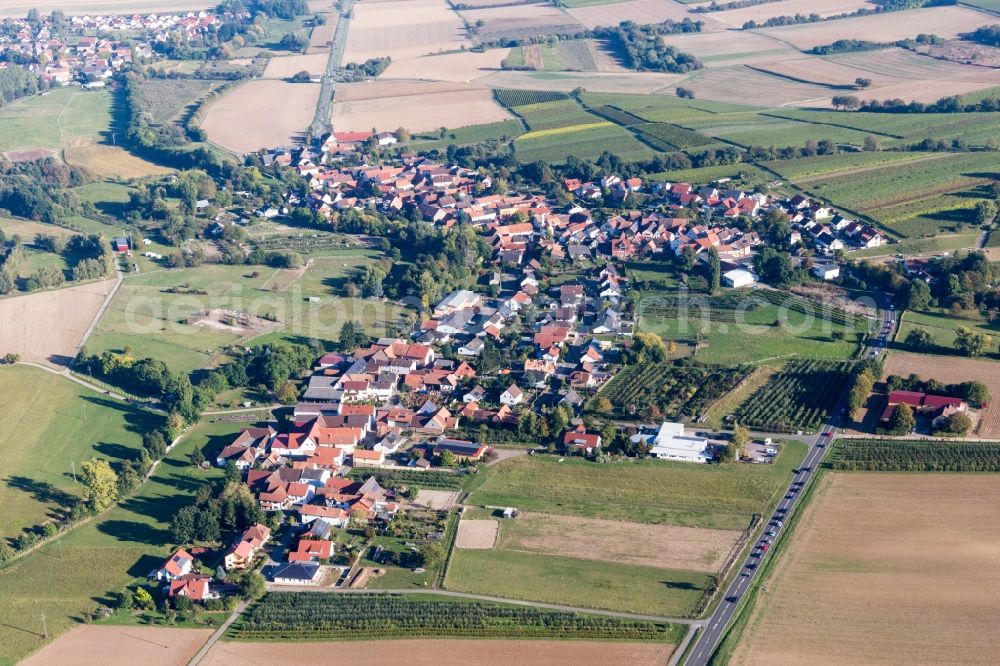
[170,505,198,545]
[133,587,155,610]
[955,326,993,357]
[190,447,206,467]
[848,369,875,418]
[887,402,915,435]
[904,328,934,351]
[277,380,298,404]
[854,77,872,89]
[80,458,118,512]
[707,247,721,294]
[419,543,445,567]
[936,411,972,436]
[240,571,266,600]
[962,381,991,406]
[115,587,135,610]
[338,320,369,351]
[974,200,997,226]
[437,450,457,467]
[0,540,14,563]
[901,280,931,311]
[172,594,193,612]
[863,134,880,152]
[592,396,613,413]
[731,423,750,458]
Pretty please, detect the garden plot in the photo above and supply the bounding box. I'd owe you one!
[332,81,511,132]
[381,49,508,82]
[201,80,319,153]
[344,0,471,62]
[263,53,330,78]
[733,473,1000,665]
[569,0,703,30]
[703,0,875,28]
[757,5,996,51]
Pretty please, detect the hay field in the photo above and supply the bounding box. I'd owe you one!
[659,30,799,67]
[757,5,996,50]
[883,352,1000,438]
[462,3,583,42]
[496,511,742,573]
[21,625,212,666]
[733,473,1000,665]
[381,49,507,82]
[204,640,674,666]
[704,0,874,28]
[0,277,116,367]
[201,80,318,152]
[0,0,212,17]
[332,82,511,132]
[569,0,699,30]
[263,53,330,78]
[455,518,499,549]
[0,88,110,156]
[64,143,172,179]
[344,0,470,62]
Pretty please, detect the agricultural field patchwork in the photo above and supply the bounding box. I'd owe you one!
[201,80,319,153]
[732,473,1000,665]
[344,0,470,62]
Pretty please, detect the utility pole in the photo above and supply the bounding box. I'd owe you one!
[71,461,77,484]
[41,613,47,639]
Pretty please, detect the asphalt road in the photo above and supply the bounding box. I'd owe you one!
[685,294,896,666]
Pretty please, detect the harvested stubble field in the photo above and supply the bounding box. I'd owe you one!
[20,625,212,666]
[733,473,1000,665]
[204,639,674,665]
[262,53,330,78]
[0,277,115,367]
[461,3,583,42]
[344,0,470,62]
[332,81,511,132]
[757,5,996,50]
[307,13,338,52]
[201,80,319,153]
[381,49,507,82]
[496,511,742,573]
[455,518,499,549]
[751,55,898,89]
[658,30,799,67]
[680,65,836,106]
[64,143,172,179]
[568,0,700,30]
[883,351,1000,438]
[702,0,874,28]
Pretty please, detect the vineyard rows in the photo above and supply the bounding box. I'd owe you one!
[634,123,715,150]
[832,439,1000,471]
[231,593,675,641]
[641,291,760,324]
[736,359,854,433]
[754,289,867,329]
[494,89,569,108]
[598,362,750,420]
[346,468,463,490]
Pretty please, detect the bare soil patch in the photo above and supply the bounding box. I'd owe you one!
[21,625,212,666]
[344,0,471,62]
[681,65,833,106]
[570,0,700,30]
[263,53,330,78]
[201,80,319,153]
[498,511,743,573]
[332,82,511,132]
[3,148,57,161]
[658,30,800,67]
[911,39,1000,68]
[381,49,507,82]
[758,6,995,51]
[705,0,873,28]
[189,308,281,336]
[883,351,1000,438]
[733,473,1000,665]
[0,278,115,367]
[64,143,172,179]
[456,518,500,549]
[411,488,460,510]
[203,639,673,665]
[308,14,339,52]
[753,55,899,88]
[461,3,583,42]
